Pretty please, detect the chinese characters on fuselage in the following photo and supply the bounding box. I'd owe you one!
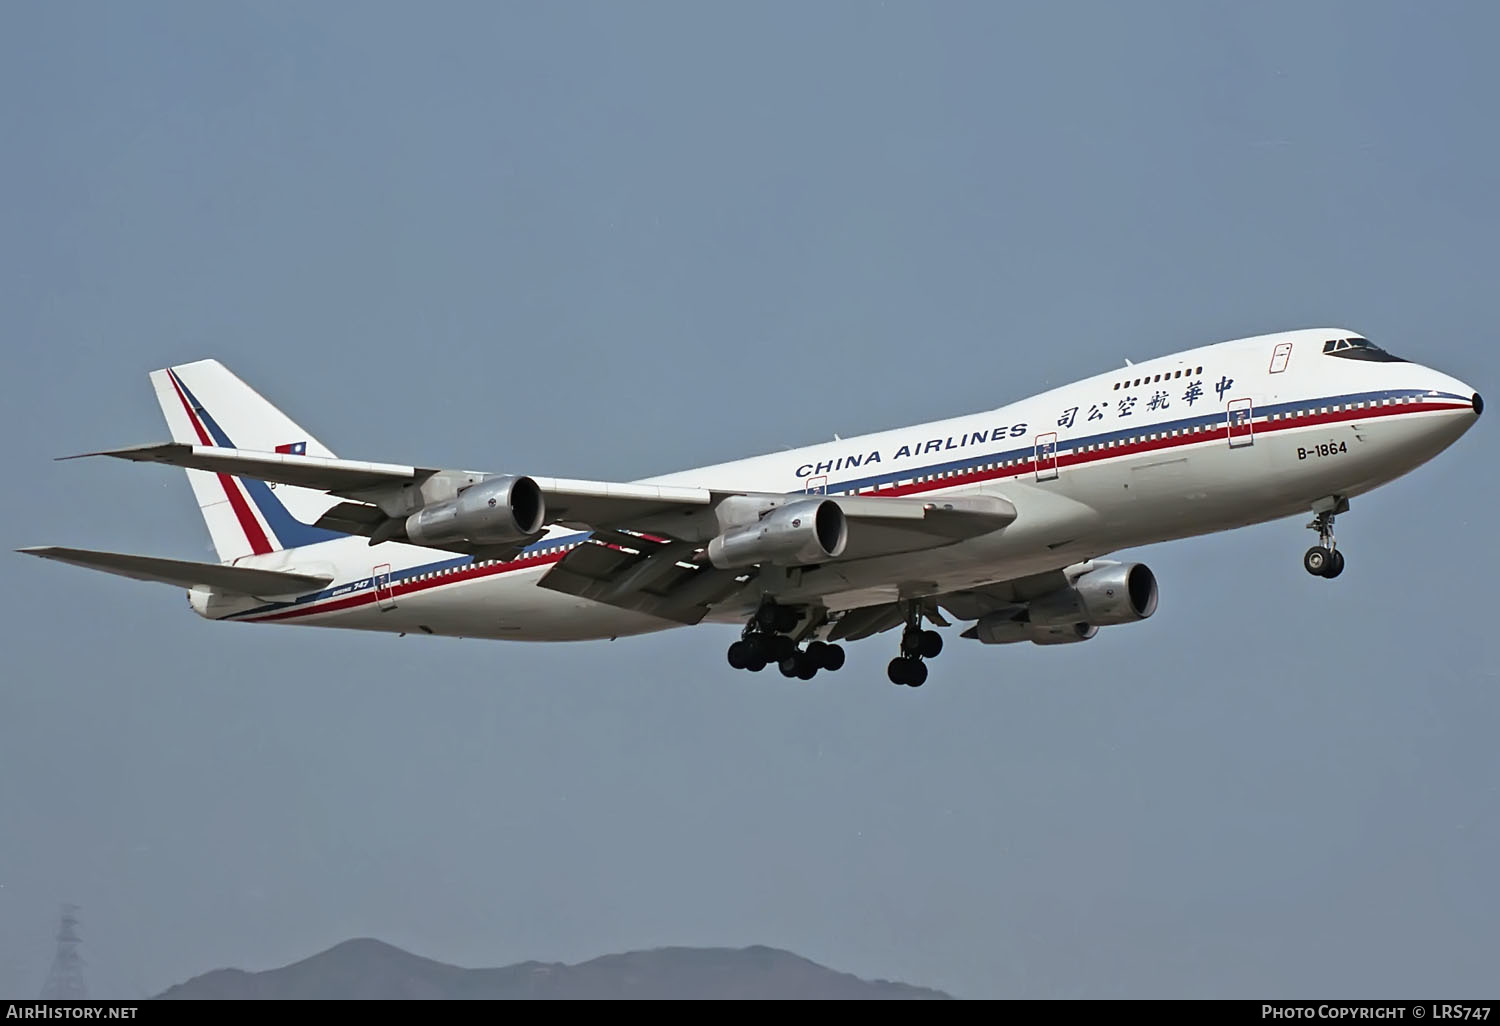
[792,373,1241,478]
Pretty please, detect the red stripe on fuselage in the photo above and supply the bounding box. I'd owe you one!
[235,398,1470,625]
[246,548,569,623]
[869,398,1467,497]
[167,371,274,555]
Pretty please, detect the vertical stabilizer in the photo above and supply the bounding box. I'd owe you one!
[150,360,347,562]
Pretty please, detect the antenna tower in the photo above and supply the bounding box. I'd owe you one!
[41,904,87,1000]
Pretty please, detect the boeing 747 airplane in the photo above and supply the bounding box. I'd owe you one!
[20,328,1482,686]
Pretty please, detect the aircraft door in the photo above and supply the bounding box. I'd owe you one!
[805,475,828,495]
[1268,342,1293,374]
[1227,399,1254,448]
[1035,432,1059,481]
[373,563,396,610]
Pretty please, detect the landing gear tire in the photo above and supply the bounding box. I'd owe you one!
[1324,549,1346,579]
[781,653,818,680]
[770,634,797,662]
[802,641,846,673]
[891,603,941,686]
[744,652,767,672]
[1304,546,1333,577]
[887,657,927,687]
[727,641,751,670]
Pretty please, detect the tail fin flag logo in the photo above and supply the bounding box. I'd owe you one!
[275,441,307,455]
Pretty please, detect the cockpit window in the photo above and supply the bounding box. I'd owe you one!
[1321,337,1406,363]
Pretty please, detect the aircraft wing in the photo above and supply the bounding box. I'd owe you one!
[67,443,428,493]
[814,494,1018,560]
[533,529,751,626]
[933,567,1074,621]
[534,494,1018,621]
[72,444,717,533]
[70,444,1021,620]
[826,567,1074,642]
[17,546,331,596]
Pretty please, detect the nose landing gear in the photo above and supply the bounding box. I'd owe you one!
[1304,498,1348,579]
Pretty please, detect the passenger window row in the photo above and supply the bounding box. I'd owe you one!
[1113,365,1204,391]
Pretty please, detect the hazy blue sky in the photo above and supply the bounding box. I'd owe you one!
[2,1,1496,1000]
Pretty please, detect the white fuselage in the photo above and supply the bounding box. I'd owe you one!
[196,328,1481,641]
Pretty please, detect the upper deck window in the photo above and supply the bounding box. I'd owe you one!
[1321,337,1406,363]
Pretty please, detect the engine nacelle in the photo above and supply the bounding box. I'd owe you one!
[1028,622,1099,645]
[706,498,848,569]
[404,475,546,547]
[1027,562,1159,627]
[966,614,1098,646]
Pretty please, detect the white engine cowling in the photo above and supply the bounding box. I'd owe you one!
[966,615,1099,646]
[1027,562,1158,627]
[706,498,848,570]
[404,475,546,547]
[1028,622,1099,645]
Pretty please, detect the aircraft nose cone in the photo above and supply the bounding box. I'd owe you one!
[1475,393,1484,417]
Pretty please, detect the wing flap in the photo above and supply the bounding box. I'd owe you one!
[17,546,331,596]
[537,530,749,625]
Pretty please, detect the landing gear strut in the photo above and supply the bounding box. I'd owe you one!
[1304,499,1348,580]
[726,601,845,681]
[887,601,944,687]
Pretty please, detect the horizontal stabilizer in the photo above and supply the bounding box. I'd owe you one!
[17,546,332,596]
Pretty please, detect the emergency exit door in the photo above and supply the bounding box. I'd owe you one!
[1227,399,1254,448]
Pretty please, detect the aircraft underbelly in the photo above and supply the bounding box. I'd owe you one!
[293,566,677,642]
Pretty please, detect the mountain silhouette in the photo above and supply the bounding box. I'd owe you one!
[155,939,951,999]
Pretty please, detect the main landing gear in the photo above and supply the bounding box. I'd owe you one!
[1303,499,1348,580]
[887,601,944,688]
[726,601,846,681]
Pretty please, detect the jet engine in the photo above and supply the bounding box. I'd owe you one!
[1026,562,1158,627]
[1028,622,1100,645]
[706,498,848,570]
[404,475,546,547]
[964,616,1099,646]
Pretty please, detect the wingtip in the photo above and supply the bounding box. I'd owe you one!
[54,443,182,463]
